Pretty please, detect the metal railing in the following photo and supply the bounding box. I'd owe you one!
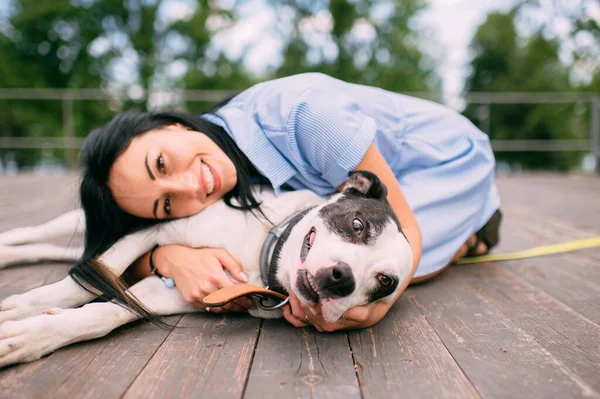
[0,88,598,171]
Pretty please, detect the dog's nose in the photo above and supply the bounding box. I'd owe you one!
[316,262,355,299]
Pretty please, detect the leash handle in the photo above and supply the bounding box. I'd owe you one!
[203,283,288,310]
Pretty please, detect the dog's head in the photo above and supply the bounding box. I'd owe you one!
[275,171,413,323]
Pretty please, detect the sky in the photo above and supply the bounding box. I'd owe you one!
[416,0,517,106]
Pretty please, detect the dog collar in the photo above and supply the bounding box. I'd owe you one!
[203,207,314,311]
[259,208,311,287]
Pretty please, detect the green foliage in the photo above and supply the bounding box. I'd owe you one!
[271,0,438,91]
[0,0,253,168]
[463,9,589,171]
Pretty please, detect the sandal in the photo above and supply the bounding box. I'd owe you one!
[466,209,503,257]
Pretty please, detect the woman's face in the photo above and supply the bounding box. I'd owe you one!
[108,123,237,219]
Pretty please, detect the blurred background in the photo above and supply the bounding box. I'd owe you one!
[0,0,598,174]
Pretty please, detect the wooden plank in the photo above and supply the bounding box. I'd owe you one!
[0,263,70,298]
[495,174,600,230]
[455,263,600,394]
[245,318,360,399]
[503,203,600,264]
[0,317,180,399]
[0,174,79,231]
[495,217,600,325]
[124,312,261,399]
[409,266,598,398]
[348,295,480,399]
[0,173,183,399]
[51,317,181,399]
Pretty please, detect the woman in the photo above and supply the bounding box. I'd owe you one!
[72,73,501,332]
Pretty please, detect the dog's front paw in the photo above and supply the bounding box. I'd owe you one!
[0,294,46,324]
[0,312,69,368]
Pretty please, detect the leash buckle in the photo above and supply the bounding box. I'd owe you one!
[252,288,290,311]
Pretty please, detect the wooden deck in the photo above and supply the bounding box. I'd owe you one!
[0,172,599,399]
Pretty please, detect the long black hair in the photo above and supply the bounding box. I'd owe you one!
[69,107,264,323]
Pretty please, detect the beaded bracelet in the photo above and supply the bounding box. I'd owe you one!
[149,244,176,289]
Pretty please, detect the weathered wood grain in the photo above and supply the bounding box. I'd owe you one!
[348,295,480,399]
[0,317,180,399]
[496,216,600,325]
[244,318,361,399]
[124,312,261,399]
[0,172,181,399]
[456,264,600,394]
[410,267,598,399]
[495,174,600,230]
[1,172,599,399]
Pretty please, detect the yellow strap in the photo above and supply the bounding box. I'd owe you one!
[456,236,600,265]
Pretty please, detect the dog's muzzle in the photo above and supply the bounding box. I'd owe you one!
[297,262,356,302]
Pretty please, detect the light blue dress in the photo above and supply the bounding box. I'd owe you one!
[202,73,500,278]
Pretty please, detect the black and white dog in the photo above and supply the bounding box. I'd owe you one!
[0,171,412,368]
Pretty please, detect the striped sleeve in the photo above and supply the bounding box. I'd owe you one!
[286,88,377,188]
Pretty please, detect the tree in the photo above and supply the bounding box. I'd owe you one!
[464,9,586,171]
[0,0,249,167]
[269,0,438,91]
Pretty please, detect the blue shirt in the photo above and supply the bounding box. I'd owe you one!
[202,73,500,277]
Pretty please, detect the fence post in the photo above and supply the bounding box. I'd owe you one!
[592,96,600,174]
[62,93,76,168]
[477,103,491,135]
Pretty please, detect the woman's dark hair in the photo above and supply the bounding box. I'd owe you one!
[68,106,263,324]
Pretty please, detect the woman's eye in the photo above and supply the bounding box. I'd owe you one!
[377,274,393,287]
[352,218,364,234]
[163,196,171,216]
[156,155,166,174]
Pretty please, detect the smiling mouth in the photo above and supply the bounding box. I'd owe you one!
[200,160,221,197]
[297,269,320,303]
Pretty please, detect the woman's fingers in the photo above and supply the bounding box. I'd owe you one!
[282,304,308,327]
[235,297,255,309]
[214,249,249,283]
[287,291,309,320]
[343,304,371,323]
[284,291,326,330]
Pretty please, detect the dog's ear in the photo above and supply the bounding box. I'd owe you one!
[342,171,388,201]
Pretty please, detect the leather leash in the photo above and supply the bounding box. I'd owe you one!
[203,283,288,309]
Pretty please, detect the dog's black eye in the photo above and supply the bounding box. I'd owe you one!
[377,274,393,287]
[352,218,364,235]
[304,232,311,248]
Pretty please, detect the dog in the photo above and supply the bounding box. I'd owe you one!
[0,171,412,368]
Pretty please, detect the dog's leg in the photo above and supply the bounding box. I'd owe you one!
[0,243,83,269]
[0,276,94,324]
[0,209,84,246]
[0,227,158,324]
[0,277,197,368]
[97,229,156,277]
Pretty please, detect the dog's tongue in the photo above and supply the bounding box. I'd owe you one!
[298,262,307,270]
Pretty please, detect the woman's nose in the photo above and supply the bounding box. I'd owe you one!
[172,172,199,197]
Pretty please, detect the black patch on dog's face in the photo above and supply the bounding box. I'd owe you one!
[317,196,400,245]
[366,275,399,303]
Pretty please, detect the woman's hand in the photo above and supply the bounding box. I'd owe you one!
[282,290,391,332]
[153,245,254,313]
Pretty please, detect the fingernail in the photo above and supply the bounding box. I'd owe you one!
[240,272,249,282]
